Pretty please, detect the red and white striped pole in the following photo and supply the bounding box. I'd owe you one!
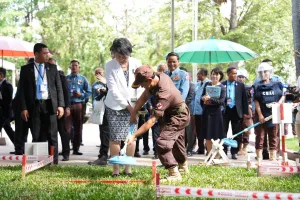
[156,173,160,200]
[22,154,27,181]
[50,146,54,165]
[152,160,156,184]
[280,104,288,165]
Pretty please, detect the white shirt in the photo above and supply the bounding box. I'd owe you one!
[34,61,49,100]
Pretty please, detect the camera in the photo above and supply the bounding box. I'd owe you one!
[285,86,300,102]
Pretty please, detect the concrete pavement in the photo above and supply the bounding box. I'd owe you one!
[0,123,297,167]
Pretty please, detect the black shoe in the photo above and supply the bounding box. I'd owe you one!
[232,154,238,160]
[263,153,269,160]
[62,155,69,161]
[143,151,149,155]
[88,156,108,166]
[96,145,100,148]
[112,174,120,177]
[124,172,133,177]
[80,143,84,146]
[58,152,63,155]
[187,151,193,157]
[9,151,15,154]
[73,151,83,155]
[134,152,141,157]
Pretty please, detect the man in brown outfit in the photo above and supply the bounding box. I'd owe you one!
[126,65,190,182]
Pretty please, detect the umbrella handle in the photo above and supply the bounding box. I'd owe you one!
[230,115,272,139]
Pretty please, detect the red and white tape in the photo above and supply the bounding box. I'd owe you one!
[25,156,53,173]
[0,155,50,161]
[158,185,300,199]
[0,155,22,161]
[259,166,300,173]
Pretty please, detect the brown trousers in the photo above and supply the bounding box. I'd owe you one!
[65,103,83,151]
[255,123,278,150]
[156,106,190,169]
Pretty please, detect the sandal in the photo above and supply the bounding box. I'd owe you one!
[112,174,120,177]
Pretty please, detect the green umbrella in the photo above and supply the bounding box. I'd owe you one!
[174,38,258,64]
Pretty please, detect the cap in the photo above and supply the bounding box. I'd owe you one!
[237,68,249,79]
[132,65,153,88]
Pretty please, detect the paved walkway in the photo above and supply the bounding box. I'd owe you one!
[0,123,297,167]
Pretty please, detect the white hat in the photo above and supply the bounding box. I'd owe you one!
[237,69,249,79]
[256,62,273,72]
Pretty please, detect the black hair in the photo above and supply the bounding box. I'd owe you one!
[110,38,132,56]
[211,67,224,81]
[179,67,188,72]
[34,43,48,54]
[27,58,34,64]
[198,68,208,76]
[70,60,80,64]
[166,52,180,61]
[0,68,6,77]
[262,59,272,63]
[226,66,237,74]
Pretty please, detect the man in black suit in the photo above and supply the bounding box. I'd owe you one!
[13,58,34,155]
[18,43,64,164]
[222,66,249,159]
[48,58,71,161]
[0,68,15,146]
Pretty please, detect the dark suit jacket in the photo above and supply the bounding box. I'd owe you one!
[222,80,249,118]
[0,79,13,119]
[58,71,70,108]
[19,62,64,114]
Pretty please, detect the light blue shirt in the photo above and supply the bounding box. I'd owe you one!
[66,74,91,103]
[92,81,106,107]
[227,81,236,108]
[165,67,189,101]
[192,78,211,115]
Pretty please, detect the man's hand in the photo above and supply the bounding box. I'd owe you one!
[125,135,136,146]
[57,107,64,119]
[21,110,29,122]
[65,108,71,117]
[73,91,81,98]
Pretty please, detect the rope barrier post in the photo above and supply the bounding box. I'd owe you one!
[22,155,27,181]
[50,146,54,166]
[156,173,160,200]
[152,160,157,184]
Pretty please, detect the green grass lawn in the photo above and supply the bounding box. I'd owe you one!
[285,137,299,152]
[0,165,300,200]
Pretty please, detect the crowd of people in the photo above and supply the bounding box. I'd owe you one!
[1,38,300,181]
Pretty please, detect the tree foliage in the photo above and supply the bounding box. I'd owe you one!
[0,0,294,84]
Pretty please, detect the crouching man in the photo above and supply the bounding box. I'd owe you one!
[126,65,190,182]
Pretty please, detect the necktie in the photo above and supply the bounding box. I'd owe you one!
[229,82,234,108]
[200,81,203,87]
[169,71,172,77]
[36,64,43,100]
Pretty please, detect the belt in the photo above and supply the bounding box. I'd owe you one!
[71,102,83,105]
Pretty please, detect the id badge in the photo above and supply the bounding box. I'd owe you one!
[0,91,2,100]
[40,84,48,92]
[227,98,232,105]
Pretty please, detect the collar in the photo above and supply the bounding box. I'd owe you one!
[168,67,180,74]
[0,78,5,85]
[227,80,235,85]
[34,61,44,67]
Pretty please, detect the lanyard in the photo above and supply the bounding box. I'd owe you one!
[34,64,46,81]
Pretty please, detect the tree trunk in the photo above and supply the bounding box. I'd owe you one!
[292,0,300,78]
[229,0,237,30]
